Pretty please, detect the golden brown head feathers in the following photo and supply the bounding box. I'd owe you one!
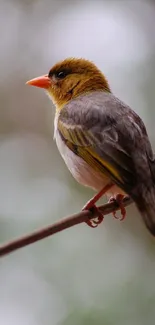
[26,58,111,110]
[47,58,111,110]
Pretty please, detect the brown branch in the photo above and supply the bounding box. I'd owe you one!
[0,196,132,257]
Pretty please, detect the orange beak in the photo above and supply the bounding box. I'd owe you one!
[26,74,51,89]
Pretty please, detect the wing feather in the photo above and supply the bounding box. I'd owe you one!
[57,91,153,193]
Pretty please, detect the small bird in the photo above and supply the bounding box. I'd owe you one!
[27,58,155,235]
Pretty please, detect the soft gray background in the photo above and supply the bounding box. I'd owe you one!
[0,0,155,324]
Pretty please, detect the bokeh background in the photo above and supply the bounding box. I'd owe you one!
[0,0,155,324]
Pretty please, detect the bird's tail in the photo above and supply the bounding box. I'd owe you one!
[132,186,155,236]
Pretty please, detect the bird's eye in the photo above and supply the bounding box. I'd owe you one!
[56,71,67,79]
[48,68,71,80]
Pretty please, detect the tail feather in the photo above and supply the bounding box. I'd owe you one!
[132,187,155,236]
[138,204,155,236]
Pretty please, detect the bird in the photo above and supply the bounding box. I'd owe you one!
[26,57,155,236]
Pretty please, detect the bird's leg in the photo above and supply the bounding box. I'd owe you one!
[82,183,114,228]
[108,194,126,221]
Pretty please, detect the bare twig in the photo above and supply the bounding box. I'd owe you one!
[0,196,132,257]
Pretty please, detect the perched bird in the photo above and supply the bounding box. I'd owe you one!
[27,58,155,235]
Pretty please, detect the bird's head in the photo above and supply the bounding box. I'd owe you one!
[26,58,111,110]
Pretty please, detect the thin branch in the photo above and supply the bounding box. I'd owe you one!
[0,196,132,257]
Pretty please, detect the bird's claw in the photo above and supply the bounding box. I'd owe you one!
[82,184,114,228]
[109,194,126,221]
[82,203,104,228]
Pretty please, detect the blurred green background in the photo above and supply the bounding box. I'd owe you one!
[0,0,155,324]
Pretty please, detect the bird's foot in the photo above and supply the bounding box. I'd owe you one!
[82,183,113,228]
[108,194,126,221]
[82,203,104,228]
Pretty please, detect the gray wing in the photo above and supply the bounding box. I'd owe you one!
[58,91,155,194]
